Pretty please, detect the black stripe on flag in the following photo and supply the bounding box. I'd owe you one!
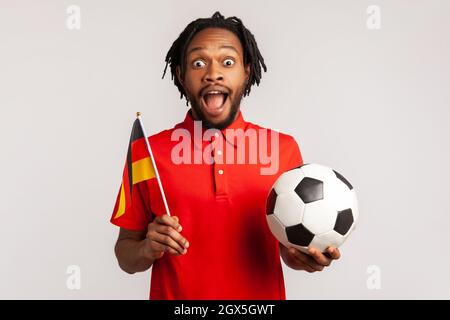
[127,118,145,197]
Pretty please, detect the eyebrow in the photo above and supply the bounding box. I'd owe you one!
[187,45,239,56]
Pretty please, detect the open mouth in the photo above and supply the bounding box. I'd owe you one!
[201,91,229,116]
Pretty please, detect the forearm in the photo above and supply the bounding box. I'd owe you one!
[115,238,155,274]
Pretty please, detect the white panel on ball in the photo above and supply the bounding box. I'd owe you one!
[300,163,335,183]
[351,191,359,222]
[309,230,345,252]
[273,193,305,227]
[325,175,354,212]
[267,214,290,247]
[273,168,305,195]
[290,243,310,254]
[301,200,338,235]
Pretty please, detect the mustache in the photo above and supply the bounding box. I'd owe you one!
[199,85,230,97]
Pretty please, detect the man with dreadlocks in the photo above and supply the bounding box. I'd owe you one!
[112,11,341,300]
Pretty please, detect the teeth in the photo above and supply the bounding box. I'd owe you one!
[205,91,223,95]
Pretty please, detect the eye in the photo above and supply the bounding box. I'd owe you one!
[192,60,206,68]
[223,59,235,67]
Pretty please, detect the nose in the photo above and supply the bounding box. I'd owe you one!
[203,61,224,83]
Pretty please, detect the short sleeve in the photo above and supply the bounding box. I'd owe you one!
[110,181,153,231]
[287,136,304,170]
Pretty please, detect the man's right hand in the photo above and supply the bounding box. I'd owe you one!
[141,214,190,260]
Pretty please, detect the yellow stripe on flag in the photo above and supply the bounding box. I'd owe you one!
[114,184,126,219]
[113,157,154,220]
[132,157,155,184]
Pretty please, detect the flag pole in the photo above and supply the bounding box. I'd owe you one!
[136,112,171,217]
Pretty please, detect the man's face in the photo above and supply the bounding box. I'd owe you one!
[177,28,250,129]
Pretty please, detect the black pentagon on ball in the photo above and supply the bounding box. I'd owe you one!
[294,177,323,203]
[266,188,277,215]
[286,223,315,246]
[334,208,354,235]
[333,170,353,190]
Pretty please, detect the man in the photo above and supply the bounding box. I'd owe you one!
[111,11,341,300]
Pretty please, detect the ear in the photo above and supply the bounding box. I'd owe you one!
[245,64,250,82]
[176,66,184,86]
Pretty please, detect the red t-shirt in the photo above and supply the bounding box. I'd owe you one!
[111,110,303,299]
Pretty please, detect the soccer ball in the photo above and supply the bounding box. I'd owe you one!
[266,163,359,254]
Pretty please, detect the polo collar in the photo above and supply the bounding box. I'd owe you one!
[176,109,249,150]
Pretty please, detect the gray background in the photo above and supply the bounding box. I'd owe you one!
[1,0,449,299]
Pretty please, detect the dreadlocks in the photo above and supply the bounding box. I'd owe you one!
[162,11,267,102]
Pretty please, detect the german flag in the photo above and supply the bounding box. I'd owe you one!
[112,118,155,220]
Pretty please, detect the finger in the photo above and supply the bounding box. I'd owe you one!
[152,231,187,255]
[156,224,189,250]
[144,233,179,258]
[150,239,180,256]
[290,251,316,273]
[323,252,333,259]
[301,264,316,273]
[326,246,341,260]
[146,226,189,252]
[149,239,166,252]
[145,239,166,258]
[290,248,324,272]
[154,214,182,232]
[308,247,332,266]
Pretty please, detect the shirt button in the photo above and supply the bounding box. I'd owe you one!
[218,169,224,175]
[216,150,222,156]
[214,132,220,138]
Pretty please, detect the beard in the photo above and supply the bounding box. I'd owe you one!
[187,82,246,130]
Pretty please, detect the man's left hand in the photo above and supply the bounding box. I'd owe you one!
[280,243,341,272]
